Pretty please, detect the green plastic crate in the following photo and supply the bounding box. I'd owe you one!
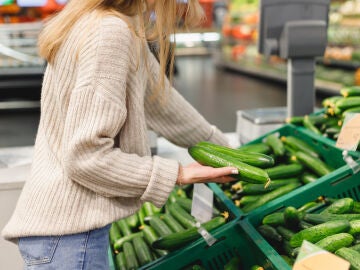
[108,185,240,270]
[243,162,360,270]
[212,123,360,218]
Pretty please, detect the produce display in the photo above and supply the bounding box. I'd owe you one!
[257,197,360,269]
[108,186,232,270]
[287,85,360,146]
[188,132,336,213]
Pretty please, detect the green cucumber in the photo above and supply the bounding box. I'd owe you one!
[264,133,285,156]
[265,163,303,179]
[301,172,318,184]
[286,116,305,125]
[281,136,319,158]
[123,242,139,270]
[322,95,343,107]
[303,115,322,135]
[152,216,226,250]
[335,96,360,112]
[304,213,360,224]
[115,252,127,270]
[117,219,132,236]
[322,198,354,215]
[168,203,196,229]
[293,151,333,177]
[126,213,139,229]
[174,197,192,212]
[277,226,296,241]
[342,106,360,117]
[160,213,185,233]
[257,224,283,243]
[138,207,146,227]
[238,143,272,154]
[299,220,314,230]
[262,212,285,226]
[236,194,263,207]
[188,146,270,184]
[341,86,360,97]
[284,206,301,229]
[141,225,169,257]
[297,201,318,213]
[109,223,122,246]
[283,240,300,258]
[349,220,360,236]
[289,220,351,248]
[354,202,360,214]
[143,202,155,217]
[335,247,360,270]
[132,236,153,266]
[315,233,354,252]
[149,216,173,237]
[242,182,301,213]
[240,178,300,195]
[113,232,143,251]
[349,243,360,252]
[196,141,275,168]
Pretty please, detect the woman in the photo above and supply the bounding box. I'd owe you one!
[2,1,238,269]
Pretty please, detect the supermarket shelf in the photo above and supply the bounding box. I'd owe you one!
[213,52,343,95]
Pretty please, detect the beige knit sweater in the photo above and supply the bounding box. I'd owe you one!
[2,13,228,241]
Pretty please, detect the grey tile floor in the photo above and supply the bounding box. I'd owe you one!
[0,55,325,147]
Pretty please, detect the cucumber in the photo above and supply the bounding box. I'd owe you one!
[286,116,305,125]
[141,225,169,257]
[284,206,301,229]
[299,220,314,230]
[188,146,270,184]
[168,203,196,229]
[335,247,360,270]
[113,232,143,251]
[123,242,139,270]
[109,222,122,246]
[262,212,285,226]
[242,182,301,213]
[301,172,318,184]
[322,198,354,215]
[143,202,155,217]
[149,216,173,237]
[322,96,343,107]
[115,252,127,270]
[257,224,283,243]
[349,243,360,252]
[265,163,303,179]
[289,220,351,248]
[174,197,192,212]
[196,141,275,168]
[237,194,263,207]
[132,236,153,266]
[335,96,360,111]
[281,136,319,158]
[238,143,272,154]
[277,226,295,241]
[341,86,360,97]
[342,106,360,117]
[160,213,185,233]
[138,207,146,227]
[239,178,300,195]
[349,220,360,236]
[315,233,354,252]
[293,151,333,177]
[297,201,319,213]
[283,240,300,258]
[354,202,360,214]
[303,115,322,135]
[152,216,226,250]
[126,213,139,229]
[117,219,132,236]
[264,133,285,156]
[304,213,360,224]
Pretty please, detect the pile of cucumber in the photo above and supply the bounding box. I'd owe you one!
[287,85,360,144]
[188,134,333,213]
[258,197,360,269]
[109,186,229,270]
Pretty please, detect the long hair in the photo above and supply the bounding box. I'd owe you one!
[38,0,204,95]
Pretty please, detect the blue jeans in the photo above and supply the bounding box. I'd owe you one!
[18,224,111,270]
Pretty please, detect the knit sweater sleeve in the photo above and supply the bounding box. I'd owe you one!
[62,17,178,207]
[144,49,229,148]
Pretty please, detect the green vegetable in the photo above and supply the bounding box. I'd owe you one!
[132,236,153,266]
[168,203,196,229]
[349,220,360,236]
[109,223,122,246]
[114,232,143,251]
[238,143,271,154]
[160,213,185,233]
[123,242,139,270]
[284,206,301,229]
[281,136,319,158]
[149,216,173,237]
[117,219,132,236]
[322,198,354,215]
[265,163,303,179]
[335,247,360,270]
[264,133,285,156]
[258,224,283,243]
[315,233,354,252]
[303,115,322,135]
[115,252,127,270]
[126,213,139,229]
[293,151,333,177]
[262,212,285,226]
[277,226,295,241]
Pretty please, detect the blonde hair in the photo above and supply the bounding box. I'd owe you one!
[38,0,204,95]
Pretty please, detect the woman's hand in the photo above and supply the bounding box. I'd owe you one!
[176,162,239,186]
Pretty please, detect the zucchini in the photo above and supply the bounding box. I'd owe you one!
[265,163,303,179]
[117,219,132,236]
[293,151,333,177]
[289,220,351,248]
[196,141,275,168]
[188,146,270,184]
[113,232,143,252]
[322,198,354,215]
[123,242,139,270]
[238,143,272,154]
[341,86,360,97]
[264,133,285,156]
[335,247,360,270]
[281,136,319,158]
[149,216,173,237]
[315,233,354,252]
[262,212,285,226]
[284,206,301,229]
[168,203,196,229]
[132,236,153,266]
[277,226,295,241]
[160,213,185,233]
[109,223,122,246]
[115,252,127,270]
[257,224,283,243]
[152,216,226,250]
[242,182,301,213]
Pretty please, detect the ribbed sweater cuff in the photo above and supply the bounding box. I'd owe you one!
[140,156,179,208]
[209,127,230,147]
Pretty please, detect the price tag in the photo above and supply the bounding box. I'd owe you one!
[293,241,350,270]
[336,113,360,151]
[191,183,214,223]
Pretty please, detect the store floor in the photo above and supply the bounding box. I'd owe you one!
[0,55,326,147]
